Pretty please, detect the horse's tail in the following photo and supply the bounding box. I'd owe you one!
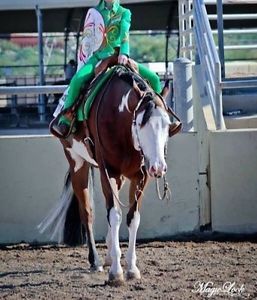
[38,169,94,246]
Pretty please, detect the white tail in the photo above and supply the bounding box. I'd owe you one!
[37,172,74,243]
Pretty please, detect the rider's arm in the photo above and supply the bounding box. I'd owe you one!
[119,9,131,57]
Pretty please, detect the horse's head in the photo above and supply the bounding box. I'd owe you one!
[132,88,171,178]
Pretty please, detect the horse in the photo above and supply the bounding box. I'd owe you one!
[41,66,180,285]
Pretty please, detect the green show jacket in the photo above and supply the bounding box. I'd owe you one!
[94,0,131,59]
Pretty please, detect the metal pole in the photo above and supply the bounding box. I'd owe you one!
[215,62,225,130]
[217,0,225,79]
[165,30,170,79]
[64,28,69,68]
[178,0,184,58]
[36,5,46,122]
[173,57,193,131]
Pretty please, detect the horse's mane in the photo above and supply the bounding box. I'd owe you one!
[114,65,162,128]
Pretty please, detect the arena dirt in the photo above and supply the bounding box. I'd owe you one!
[0,240,257,299]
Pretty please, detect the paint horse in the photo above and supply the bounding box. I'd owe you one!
[42,66,180,285]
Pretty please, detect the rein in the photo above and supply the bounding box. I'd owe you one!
[155,141,172,201]
[155,176,172,201]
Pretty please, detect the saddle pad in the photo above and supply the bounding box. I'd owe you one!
[76,67,116,121]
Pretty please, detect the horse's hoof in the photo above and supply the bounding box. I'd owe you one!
[108,272,124,286]
[90,265,103,272]
[126,269,141,280]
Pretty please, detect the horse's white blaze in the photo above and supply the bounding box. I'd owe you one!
[118,89,131,113]
[109,207,123,277]
[70,139,98,169]
[134,107,170,177]
[126,210,141,277]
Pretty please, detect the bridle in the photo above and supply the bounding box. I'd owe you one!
[131,90,172,201]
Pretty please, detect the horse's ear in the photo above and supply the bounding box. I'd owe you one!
[133,80,144,98]
[161,80,170,100]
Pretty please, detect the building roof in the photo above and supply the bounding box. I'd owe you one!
[0,0,173,10]
[0,0,178,33]
[0,0,256,34]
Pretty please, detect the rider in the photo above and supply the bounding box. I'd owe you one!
[54,0,164,137]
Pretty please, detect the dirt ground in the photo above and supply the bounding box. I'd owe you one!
[0,239,257,300]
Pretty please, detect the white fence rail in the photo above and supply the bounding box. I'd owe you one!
[179,0,257,129]
[193,0,223,129]
[179,0,193,60]
[0,85,67,95]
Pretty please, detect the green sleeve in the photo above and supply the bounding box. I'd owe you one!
[119,9,131,56]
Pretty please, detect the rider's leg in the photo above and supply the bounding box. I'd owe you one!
[52,56,99,137]
[60,55,99,125]
[137,63,162,94]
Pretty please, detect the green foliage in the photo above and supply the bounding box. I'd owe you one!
[0,32,256,79]
[213,33,257,61]
[0,39,65,78]
[130,34,178,62]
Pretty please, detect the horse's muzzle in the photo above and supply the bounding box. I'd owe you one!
[148,163,167,178]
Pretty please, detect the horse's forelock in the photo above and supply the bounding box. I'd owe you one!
[141,100,155,127]
[139,91,168,127]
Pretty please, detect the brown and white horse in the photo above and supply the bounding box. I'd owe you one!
[40,67,178,285]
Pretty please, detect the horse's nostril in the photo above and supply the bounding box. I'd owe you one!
[150,166,156,173]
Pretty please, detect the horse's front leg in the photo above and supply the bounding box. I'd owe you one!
[65,148,102,272]
[100,174,124,285]
[126,170,149,280]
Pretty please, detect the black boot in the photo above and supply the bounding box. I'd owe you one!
[53,122,70,138]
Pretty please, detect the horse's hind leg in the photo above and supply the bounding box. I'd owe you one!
[68,158,102,272]
[126,171,149,280]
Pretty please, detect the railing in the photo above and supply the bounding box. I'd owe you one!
[179,0,257,129]
[0,75,172,128]
[179,0,224,129]
[0,85,66,95]
[179,0,194,60]
[194,0,224,129]
[0,85,67,127]
[214,1,257,92]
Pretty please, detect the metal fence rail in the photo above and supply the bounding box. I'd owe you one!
[179,0,193,60]
[0,85,67,128]
[194,0,223,129]
[179,0,257,129]
[0,85,67,95]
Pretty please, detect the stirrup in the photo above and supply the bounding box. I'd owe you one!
[49,116,75,139]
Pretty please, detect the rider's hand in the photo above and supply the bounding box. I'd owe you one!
[118,54,128,65]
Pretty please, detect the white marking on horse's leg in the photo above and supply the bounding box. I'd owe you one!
[109,206,123,282]
[104,225,112,267]
[66,147,84,173]
[126,210,141,280]
[118,89,131,113]
[72,139,98,167]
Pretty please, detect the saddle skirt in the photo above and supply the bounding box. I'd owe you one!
[77,64,141,121]
[77,66,116,121]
